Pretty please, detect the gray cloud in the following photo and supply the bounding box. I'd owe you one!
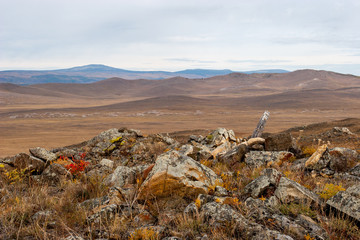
[0,0,359,74]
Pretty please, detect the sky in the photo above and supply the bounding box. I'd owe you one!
[1,0,360,75]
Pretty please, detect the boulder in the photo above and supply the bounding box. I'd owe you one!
[243,168,282,198]
[138,150,221,200]
[264,132,295,152]
[274,177,322,206]
[6,153,46,173]
[326,184,360,222]
[29,147,57,162]
[328,147,359,172]
[245,151,294,168]
[218,143,248,165]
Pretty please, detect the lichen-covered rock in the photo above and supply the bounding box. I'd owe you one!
[245,151,294,168]
[6,153,46,173]
[29,147,57,162]
[243,168,282,198]
[326,184,360,222]
[328,147,359,172]
[206,128,236,147]
[274,177,322,205]
[218,143,248,165]
[99,158,114,168]
[104,165,149,188]
[138,150,221,200]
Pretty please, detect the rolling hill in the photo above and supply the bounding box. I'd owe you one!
[0,64,289,85]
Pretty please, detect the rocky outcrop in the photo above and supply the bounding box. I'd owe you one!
[305,145,360,175]
[138,150,221,200]
[326,184,360,222]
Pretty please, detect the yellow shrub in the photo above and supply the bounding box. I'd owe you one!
[319,184,345,200]
[129,227,158,240]
[302,146,317,157]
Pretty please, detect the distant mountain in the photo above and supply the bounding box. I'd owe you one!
[0,64,289,85]
[1,69,359,100]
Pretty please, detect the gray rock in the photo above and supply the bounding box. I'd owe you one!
[264,132,295,152]
[99,159,114,168]
[29,147,57,162]
[295,214,328,240]
[206,128,236,147]
[333,127,354,135]
[326,184,360,222]
[245,151,294,168]
[218,143,248,165]
[178,144,194,156]
[350,164,360,177]
[328,147,360,172]
[274,177,322,206]
[104,165,147,188]
[243,168,282,198]
[214,186,228,197]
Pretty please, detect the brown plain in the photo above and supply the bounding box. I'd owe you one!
[1,69,360,157]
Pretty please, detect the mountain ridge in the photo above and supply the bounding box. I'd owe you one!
[0,64,289,85]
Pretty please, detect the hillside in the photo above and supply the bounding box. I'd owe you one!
[0,120,359,239]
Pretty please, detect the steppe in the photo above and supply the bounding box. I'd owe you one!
[1,69,360,157]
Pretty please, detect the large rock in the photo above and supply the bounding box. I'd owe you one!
[201,202,294,239]
[29,147,57,162]
[274,177,322,206]
[243,168,282,198]
[245,151,294,168]
[326,184,360,222]
[328,147,359,172]
[138,150,221,200]
[5,153,46,173]
[264,132,295,152]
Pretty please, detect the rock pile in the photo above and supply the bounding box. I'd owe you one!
[0,126,359,239]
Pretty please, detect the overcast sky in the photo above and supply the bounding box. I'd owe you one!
[1,0,360,75]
